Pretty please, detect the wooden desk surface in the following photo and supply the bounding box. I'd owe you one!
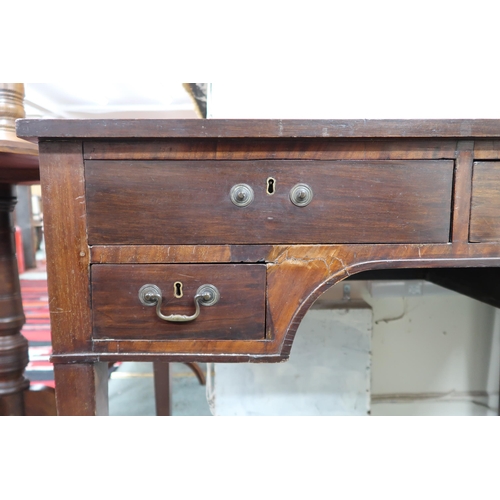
[16,118,500,139]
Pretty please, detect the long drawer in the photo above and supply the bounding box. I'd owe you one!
[85,159,454,245]
[91,264,266,341]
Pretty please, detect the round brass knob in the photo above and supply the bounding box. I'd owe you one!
[290,183,313,207]
[230,184,254,207]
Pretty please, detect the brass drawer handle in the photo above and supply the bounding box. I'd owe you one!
[138,284,220,322]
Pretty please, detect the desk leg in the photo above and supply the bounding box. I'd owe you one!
[54,363,109,416]
[0,184,29,416]
[153,362,206,416]
[153,362,172,416]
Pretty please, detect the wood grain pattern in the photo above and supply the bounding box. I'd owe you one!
[38,141,92,353]
[89,245,284,264]
[474,140,500,159]
[23,387,57,416]
[84,138,459,161]
[91,264,266,340]
[153,362,171,416]
[451,142,474,242]
[53,363,108,416]
[0,152,39,183]
[85,159,454,245]
[17,118,500,141]
[90,245,232,264]
[85,139,217,160]
[470,161,500,242]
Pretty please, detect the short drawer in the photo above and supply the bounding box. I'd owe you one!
[91,264,266,341]
[85,159,454,245]
[470,161,500,242]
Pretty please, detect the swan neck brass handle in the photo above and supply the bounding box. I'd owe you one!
[138,284,220,323]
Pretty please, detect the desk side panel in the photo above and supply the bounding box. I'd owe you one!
[38,141,92,353]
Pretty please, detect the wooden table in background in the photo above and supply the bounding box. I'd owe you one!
[0,83,56,416]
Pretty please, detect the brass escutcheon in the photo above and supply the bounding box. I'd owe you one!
[174,281,183,298]
[266,177,276,195]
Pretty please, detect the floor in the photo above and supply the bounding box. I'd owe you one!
[109,362,212,416]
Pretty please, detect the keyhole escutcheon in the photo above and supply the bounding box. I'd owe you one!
[267,177,276,195]
[174,281,183,298]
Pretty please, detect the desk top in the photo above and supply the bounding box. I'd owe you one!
[16,118,500,141]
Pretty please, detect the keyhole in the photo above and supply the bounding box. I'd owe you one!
[267,177,276,195]
[174,281,183,298]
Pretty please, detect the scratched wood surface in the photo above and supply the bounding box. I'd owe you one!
[38,141,92,354]
[17,118,500,141]
[90,245,232,264]
[90,245,276,264]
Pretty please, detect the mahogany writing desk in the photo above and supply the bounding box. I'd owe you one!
[16,119,500,416]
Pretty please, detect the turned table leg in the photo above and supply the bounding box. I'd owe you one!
[54,363,109,416]
[0,184,29,416]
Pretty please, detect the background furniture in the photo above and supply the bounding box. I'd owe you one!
[0,83,56,415]
[17,118,500,416]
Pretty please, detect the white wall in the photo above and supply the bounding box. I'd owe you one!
[365,282,499,415]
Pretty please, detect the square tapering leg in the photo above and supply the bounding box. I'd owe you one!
[54,363,109,416]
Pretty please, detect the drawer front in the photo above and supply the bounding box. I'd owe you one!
[470,161,500,242]
[91,264,266,341]
[85,159,453,245]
